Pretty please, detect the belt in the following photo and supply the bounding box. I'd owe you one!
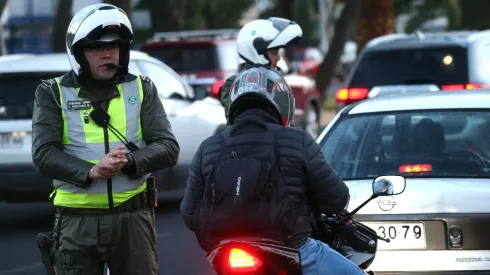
[55,191,148,215]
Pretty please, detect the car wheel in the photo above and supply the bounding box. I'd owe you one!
[304,103,320,139]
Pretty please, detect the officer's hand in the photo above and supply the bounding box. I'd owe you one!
[90,165,113,179]
[96,146,128,177]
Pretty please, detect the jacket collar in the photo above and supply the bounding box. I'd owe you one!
[58,70,138,102]
[234,108,281,125]
[60,70,137,88]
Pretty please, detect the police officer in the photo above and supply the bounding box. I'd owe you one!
[218,17,302,125]
[32,4,179,275]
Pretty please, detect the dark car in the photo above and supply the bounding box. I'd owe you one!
[335,30,490,112]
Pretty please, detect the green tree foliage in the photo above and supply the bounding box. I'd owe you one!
[394,0,490,32]
[121,0,253,43]
[202,0,255,29]
[258,0,320,46]
[357,0,394,54]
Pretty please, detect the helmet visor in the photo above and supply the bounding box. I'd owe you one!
[67,4,107,50]
[268,17,295,32]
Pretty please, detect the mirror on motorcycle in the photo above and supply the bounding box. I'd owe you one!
[372,176,406,196]
[210,80,225,99]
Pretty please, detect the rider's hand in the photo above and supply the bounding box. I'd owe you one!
[89,146,128,179]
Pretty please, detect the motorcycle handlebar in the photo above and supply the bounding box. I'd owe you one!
[350,227,375,248]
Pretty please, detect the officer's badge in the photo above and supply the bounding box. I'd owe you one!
[127,96,138,105]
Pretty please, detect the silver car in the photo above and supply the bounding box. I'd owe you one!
[317,90,490,274]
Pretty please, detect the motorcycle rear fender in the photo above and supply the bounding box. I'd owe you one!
[207,238,303,275]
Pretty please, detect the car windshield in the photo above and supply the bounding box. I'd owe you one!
[350,47,468,88]
[320,110,490,180]
[0,72,62,120]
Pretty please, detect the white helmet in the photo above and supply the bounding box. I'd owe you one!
[66,4,134,76]
[236,17,302,66]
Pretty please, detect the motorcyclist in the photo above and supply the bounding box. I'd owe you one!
[217,17,302,125]
[374,178,394,195]
[180,65,364,274]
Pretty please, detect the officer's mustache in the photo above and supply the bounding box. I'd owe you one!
[101,63,123,70]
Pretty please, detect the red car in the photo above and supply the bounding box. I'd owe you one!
[140,29,321,137]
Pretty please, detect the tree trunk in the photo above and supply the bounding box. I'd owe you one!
[279,0,293,19]
[314,0,361,104]
[110,0,132,20]
[52,0,73,53]
[0,0,8,55]
[356,0,394,55]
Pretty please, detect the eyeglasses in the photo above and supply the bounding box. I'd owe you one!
[84,45,119,56]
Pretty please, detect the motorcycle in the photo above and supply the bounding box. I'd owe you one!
[206,175,407,275]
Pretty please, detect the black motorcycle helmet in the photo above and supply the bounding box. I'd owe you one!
[228,66,295,126]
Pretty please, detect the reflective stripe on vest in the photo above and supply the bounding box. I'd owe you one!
[52,76,149,208]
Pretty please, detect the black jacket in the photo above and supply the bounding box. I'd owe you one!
[180,108,349,249]
[31,70,180,188]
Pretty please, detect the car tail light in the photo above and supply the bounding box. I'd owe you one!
[211,80,225,99]
[228,248,262,272]
[441,83,485,90]
[399,164,432,173]
[336,88,369,104]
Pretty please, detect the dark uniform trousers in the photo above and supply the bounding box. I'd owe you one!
[54,192,159,275]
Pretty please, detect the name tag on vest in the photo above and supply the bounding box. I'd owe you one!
[67,100,92,110]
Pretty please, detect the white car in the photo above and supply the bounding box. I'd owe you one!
[317,90,490,273]
[0,50,226,202]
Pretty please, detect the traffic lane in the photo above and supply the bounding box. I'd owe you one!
[0,201,216,275]
[0,202,53,274]
[156,201,215,275]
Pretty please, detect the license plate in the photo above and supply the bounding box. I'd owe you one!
[363,222,426,250]
[0,133,24,148]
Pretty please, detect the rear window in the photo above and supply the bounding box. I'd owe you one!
[141,43,239,73]
[0,73,62,120]
[320,110,490,180]
[350,47,468,88]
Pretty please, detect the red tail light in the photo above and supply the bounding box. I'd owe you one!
[211,80,225,99]
[441,83,485,90]
[336,88,369,104]
[399,164,432,173]
[228,248,262,272]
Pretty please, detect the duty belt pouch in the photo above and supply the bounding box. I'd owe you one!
[146,176,158,208]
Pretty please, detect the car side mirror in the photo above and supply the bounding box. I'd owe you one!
[372,175,406,196]
[211,80,225,99]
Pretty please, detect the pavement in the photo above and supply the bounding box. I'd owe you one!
[0,200,216,275]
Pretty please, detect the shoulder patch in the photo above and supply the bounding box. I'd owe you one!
[41,78,56,88]
[140,75,152,83]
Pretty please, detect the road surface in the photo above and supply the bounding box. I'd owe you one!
[0,200,215,275]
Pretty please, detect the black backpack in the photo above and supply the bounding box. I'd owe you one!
[195,120,302,251]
